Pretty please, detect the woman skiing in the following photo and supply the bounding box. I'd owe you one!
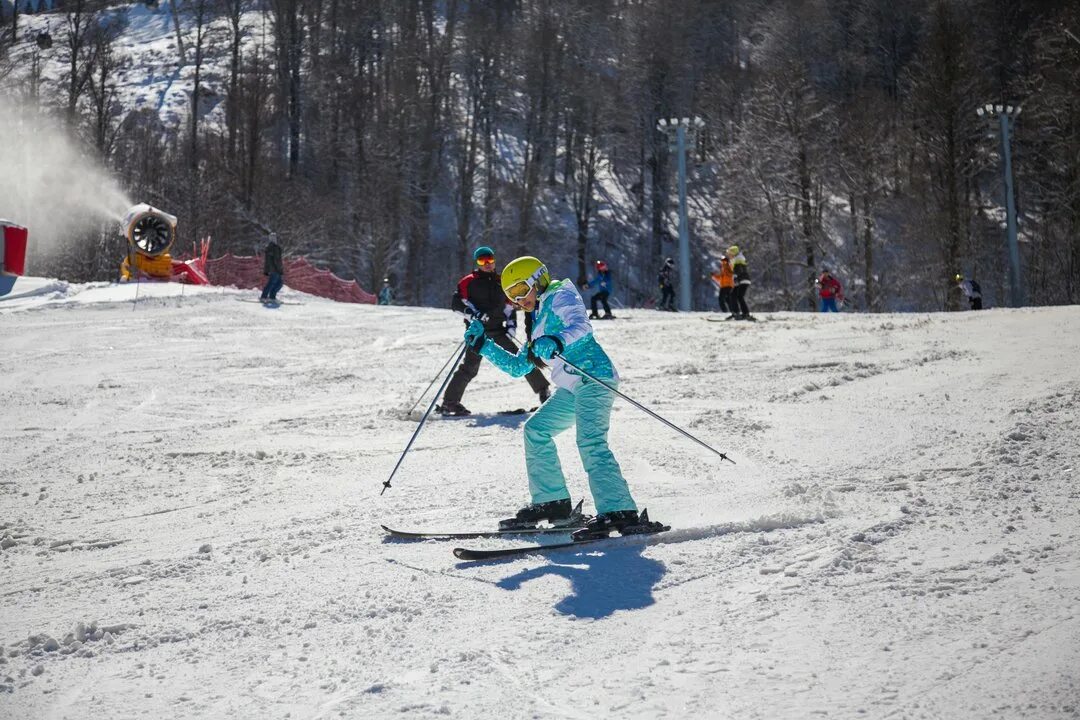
[461,256,652,540]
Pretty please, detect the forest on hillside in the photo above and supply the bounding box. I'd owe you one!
[2,0,1079,311]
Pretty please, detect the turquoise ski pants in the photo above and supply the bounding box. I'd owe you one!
[523,379,637,514]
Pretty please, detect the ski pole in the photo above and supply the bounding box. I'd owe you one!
[555,354,736,464]
[382,342,470,495]
[405,339,466,416]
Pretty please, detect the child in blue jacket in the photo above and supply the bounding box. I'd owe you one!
[463,256,641,539]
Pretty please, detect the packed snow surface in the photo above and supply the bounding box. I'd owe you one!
[1,279,1078,719]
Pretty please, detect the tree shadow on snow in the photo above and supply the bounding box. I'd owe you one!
[492,545,666,619]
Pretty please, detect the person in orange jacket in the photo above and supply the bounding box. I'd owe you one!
[710,256,736,318]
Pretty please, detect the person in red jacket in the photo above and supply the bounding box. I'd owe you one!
[817,267,844,312]
[439,246,551,415]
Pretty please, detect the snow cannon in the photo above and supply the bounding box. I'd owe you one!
[119,204,179,281]
[122,204,177,257]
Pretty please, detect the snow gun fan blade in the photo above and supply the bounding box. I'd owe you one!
[131,215,173,256]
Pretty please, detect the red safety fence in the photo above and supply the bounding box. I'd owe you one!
[203,253,376,304]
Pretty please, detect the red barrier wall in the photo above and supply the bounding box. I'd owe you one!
[205,254,376,304]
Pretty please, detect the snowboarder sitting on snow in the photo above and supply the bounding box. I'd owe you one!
[955,274,982,310]
[462,256,642,540]
[711,256,736,318]
[727,245,752,320]
[439,246,551,416]
[260,234,284,304]
[658,257,677,311]
[817,267,844,312]
[583,259,615,319]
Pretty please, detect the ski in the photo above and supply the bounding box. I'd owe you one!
[238,297,303,306]
[453,511,670,561]
[383,500,587,540]
[453,526,670,561]
[704,315,757,323]
[434,405,537,417]
[382,524,582,540]
[497,406,538,415]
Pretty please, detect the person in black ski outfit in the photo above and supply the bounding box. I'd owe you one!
[956,274,983,310]
[260,234,284,303]
[439,246,552,415]
[658,257,677,311]
[727,245,753,320]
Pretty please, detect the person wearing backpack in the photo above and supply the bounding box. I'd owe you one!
[956,274,983,310]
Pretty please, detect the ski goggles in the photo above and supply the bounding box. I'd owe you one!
[505,267,548,303]
[475,254,495,266]
[505,280,533,303]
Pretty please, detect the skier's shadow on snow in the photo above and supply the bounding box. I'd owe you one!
[491,545,666,619]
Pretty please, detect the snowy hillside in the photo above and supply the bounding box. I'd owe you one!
[1,281,1078,719]
[11,3,266,129]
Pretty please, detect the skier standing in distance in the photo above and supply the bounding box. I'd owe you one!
[260,234,284,304]
[727,245,753,320]
[462,256,644,539]
[817,267,844,312]
[657,257,677,311]
[584,259,615,320]
[439,246,551,416]
[377,277,394,305]
[711,255,736,318]
[956,274,983,310]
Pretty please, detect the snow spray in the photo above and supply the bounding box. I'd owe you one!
[0,96,133,266]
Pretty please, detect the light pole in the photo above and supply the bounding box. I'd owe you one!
[657,116,705,312]
[976,103,1023,307]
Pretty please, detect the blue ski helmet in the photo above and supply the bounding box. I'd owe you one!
[473,246,495,262]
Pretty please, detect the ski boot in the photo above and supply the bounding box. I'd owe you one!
[601,313,616,320]
[538,387,552,404]
[588,312,600,320]
[498,498,584,531]
[436,402,471,416]
[571,508,668,541]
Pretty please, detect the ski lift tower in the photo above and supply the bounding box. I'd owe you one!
[976,103,1023,308]
[657,116,704,312]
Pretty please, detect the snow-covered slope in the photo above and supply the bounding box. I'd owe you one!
[1,282,1078,719]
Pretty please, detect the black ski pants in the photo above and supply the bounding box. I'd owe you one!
[590,291,611,317]
[718,287,734,315]
[443,331,549,405]
[659,285,676,310]
[732,284,750,316]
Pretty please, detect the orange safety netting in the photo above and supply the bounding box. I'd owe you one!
[203,253,376,304]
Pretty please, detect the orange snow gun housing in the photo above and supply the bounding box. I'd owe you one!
[119,204,178,281]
